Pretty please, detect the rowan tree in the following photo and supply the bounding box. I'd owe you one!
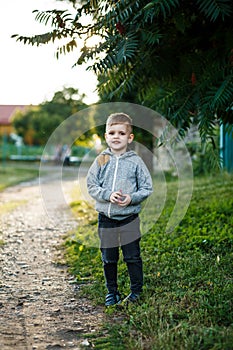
[13,0,233,143]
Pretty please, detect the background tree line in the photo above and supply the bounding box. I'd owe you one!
[12,87,87,145]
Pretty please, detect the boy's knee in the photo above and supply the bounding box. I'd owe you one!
[102,258,118,264]
[124,256,142,264]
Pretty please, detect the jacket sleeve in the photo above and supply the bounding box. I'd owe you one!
[130,159,153,205]
[87,159,112,202]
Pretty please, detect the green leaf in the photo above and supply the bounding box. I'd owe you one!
[197,0,233,21]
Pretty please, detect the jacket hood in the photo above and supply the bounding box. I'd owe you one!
[101,148,137,159]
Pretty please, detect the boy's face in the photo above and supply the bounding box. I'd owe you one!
[105,123,134,155]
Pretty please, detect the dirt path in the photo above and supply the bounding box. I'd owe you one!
[0,168,104,350]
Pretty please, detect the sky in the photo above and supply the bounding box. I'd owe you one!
[0,0,99,105]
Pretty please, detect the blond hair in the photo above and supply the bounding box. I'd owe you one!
[106,113,133,132]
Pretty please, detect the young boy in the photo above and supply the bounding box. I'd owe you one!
[87,113,153,306]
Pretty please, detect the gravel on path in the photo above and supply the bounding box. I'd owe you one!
[0,172,104,350]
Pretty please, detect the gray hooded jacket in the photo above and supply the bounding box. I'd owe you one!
[87,148,153,220]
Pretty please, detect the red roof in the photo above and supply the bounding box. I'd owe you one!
[0,105,29,125]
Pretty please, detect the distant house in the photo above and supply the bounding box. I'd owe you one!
[0,105,29,136]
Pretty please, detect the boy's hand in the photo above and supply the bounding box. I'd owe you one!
[117,193,131,207]
[110,191,131,206]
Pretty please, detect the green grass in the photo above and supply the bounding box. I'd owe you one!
[64,173,233,349]
[0,163,39,191]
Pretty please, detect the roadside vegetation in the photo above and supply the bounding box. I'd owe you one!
[64,173,233,349]
[0,163,39,191]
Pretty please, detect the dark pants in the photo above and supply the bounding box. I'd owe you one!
[98,214,143,294]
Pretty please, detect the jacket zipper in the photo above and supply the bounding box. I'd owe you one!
[107,156,119,217]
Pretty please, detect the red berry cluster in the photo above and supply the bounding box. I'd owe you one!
[191,72,197,85]
[116,22,125,35]
[56,14,65,28]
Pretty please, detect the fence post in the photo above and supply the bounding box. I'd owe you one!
[1,133,7,168]
[220,124,233,172]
